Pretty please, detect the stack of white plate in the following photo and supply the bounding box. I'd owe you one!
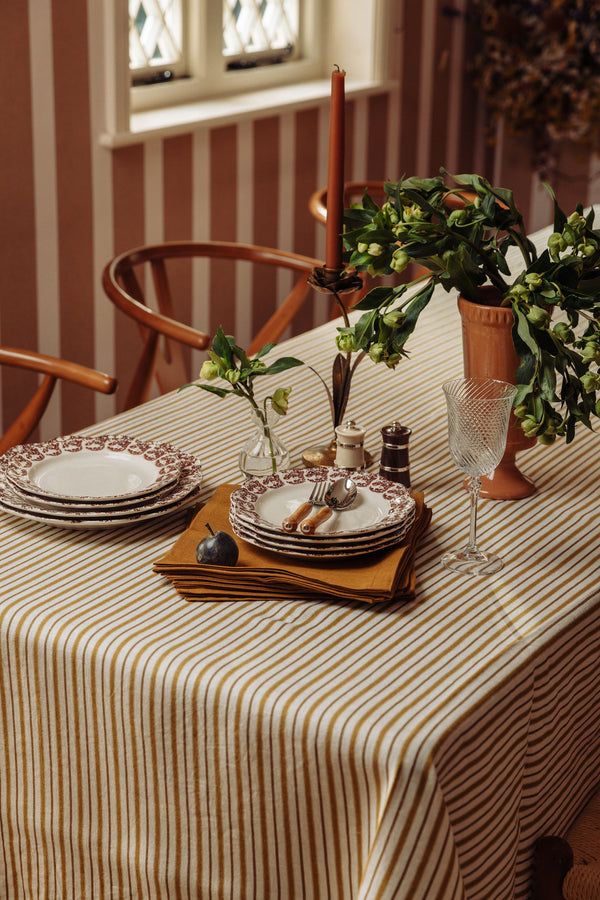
[229,467,416,558]
[0,434,202,530]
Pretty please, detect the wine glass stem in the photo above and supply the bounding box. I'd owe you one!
[466,476,482,553]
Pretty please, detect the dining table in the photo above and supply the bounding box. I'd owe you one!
[1,219,600,900]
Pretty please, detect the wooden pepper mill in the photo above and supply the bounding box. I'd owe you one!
[379,421,412,487]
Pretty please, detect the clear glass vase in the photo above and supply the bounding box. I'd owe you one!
[238,405,290,479]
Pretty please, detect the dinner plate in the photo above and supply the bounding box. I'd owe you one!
[229,467,415,538]
[0,485,201,531]
[4,434,183,503]
[0,442,202,529]
[230,506,416,558]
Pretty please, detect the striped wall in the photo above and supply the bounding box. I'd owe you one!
[3,0,600,442]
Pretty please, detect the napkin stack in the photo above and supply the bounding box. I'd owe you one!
[154,484,432,605]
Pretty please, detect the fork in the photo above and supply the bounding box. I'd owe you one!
[281,481,328,532]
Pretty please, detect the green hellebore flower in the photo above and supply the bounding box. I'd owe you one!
[521,417,541,437]
[548,232,567,258]
[524,272,543,289]
[382,309,407,328]
[336,332,355,353]
[225,368,241,385]
[270,386,291,416]
[526,305,551,328]
[537,433,556,445]
[384,353,402,369]
[389,250,410,274]
[582,341,600,363]
[368,343,386,364]
[199,360,219,380]
[367,243,384,257]
[447,209,468,227]
[357,242,369,254]
[581,371,600,393]
[553,322,575,343]
[581,242,598,258]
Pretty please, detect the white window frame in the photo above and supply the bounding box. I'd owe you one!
[102,0,397,146]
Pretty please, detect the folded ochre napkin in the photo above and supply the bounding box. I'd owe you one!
[154,483,431,604]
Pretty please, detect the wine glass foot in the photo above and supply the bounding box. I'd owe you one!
[441,547,504,576]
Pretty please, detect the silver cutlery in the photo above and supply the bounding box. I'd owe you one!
[299,477,357,535]
[281,480,329,532]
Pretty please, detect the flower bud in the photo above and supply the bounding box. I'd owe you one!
[537,433,556,445]
[270,386,291,416]
[367,243,384,257]
[224,368,241,385]
[357,242,369,254]
[199,360,219,380]
[513,404,529,419]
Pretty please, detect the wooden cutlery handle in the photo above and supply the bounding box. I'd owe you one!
[282,501,313,532]
[299,507,332,535]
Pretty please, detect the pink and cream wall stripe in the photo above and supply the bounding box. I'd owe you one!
[3,0,600,444]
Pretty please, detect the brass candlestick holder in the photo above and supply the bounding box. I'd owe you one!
[303,265,373,467]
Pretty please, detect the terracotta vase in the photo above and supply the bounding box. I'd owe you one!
[457,287,536,500]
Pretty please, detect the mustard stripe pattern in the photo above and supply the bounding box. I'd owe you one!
[1,221,600,898]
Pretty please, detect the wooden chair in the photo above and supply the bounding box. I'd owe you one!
[308,180,388,226]
[101,241,323,410]
[532,787,600,899]
[0,347,117,455]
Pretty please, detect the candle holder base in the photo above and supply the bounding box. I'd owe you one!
[302,438,374,469]
[308,266,363,297]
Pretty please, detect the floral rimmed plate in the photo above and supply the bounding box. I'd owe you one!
[230,506,416,559]
[230,467,415,538]
[3,434,183,503]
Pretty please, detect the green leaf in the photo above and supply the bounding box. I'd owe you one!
[254,342,276,359]
[513,305,541,356]
[352,286,397,311]
[392,283,434,344]
[196,383,234,399]
[212,325,234,368]
[263,356,304,375]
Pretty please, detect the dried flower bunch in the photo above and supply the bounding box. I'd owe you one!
[341,170,600,444]
[470,0,600,172]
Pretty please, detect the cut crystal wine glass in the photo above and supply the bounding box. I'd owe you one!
[442,377,518,575]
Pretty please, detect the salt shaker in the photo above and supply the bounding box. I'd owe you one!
[379,421,412,487]
[334,419,366,470]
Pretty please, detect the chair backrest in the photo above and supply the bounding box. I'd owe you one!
[309,180,478,224]
[0,347,117,455]
[102,241,323,410]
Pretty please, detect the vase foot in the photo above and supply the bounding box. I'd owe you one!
[465,462,536,500]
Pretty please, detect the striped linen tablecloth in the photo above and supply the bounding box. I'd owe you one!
[1,225,600,899]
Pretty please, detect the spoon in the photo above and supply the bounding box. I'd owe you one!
[299,477,357,535]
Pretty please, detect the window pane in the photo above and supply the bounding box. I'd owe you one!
[223,0,299,59]
[129,0,182,71]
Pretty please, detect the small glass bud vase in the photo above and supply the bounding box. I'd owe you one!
[238,404,290,479]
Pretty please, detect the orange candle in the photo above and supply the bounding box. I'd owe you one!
[325,66,346,271]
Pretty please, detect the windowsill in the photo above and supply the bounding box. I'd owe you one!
[100,77,396,148]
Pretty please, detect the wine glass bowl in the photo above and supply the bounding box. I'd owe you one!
[442,377,517,575]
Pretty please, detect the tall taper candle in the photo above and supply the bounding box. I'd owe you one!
[325,65,346,271]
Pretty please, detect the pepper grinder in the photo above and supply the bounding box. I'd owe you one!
[334,419,366,470]
[379,421,412,487]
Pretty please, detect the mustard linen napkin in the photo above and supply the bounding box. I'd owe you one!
[154,483,431,604]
